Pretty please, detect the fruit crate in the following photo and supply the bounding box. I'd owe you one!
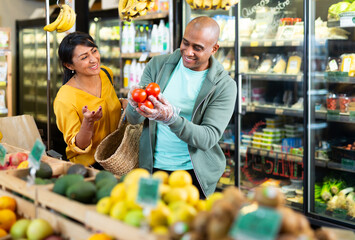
[0,161,98,200]
[0,189,93,240]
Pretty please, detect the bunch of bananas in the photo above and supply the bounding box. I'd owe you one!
[186,0,239,10]
[43,4,76,32]
[119,0,155,21]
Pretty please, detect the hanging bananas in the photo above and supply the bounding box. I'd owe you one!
[187,0,238,10]
[119,0,155,21]
[43,4,76,32]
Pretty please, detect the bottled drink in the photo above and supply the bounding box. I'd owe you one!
[162,23,170,53]
[123,60,131,88]
[128,23,135,53]
[146,25,152,52]
[150,24,159,53]
[129,59,137,88]
[140,25,147,52]
[135,25,141,52]
[121,24,129,53]
[157,20,165,52]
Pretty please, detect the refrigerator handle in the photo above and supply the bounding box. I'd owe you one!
[238,74,242,115]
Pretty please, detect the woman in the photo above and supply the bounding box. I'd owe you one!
[54,31,126,168]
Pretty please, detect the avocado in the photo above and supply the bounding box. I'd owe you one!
[52,174,84,196]
[96,182,117,201]
[66,181,97,204]
[34,177,46,185]
[95,170,116,184]
[67,164,88,177]
[35,162,53,179]
[96,178,118,189]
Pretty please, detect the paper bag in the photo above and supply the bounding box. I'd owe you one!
[0,115,43,151]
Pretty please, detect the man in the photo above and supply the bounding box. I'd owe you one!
[126,16,237,198]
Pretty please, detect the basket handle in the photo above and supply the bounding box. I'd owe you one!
[117,109,127,129]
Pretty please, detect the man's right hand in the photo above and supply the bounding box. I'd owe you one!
[127,85,140,108]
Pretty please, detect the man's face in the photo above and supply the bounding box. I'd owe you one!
[180,26,219,71]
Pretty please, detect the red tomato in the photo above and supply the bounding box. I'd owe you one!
[132,89,147,103]
[139,100,154,110]
[145,83,161,97]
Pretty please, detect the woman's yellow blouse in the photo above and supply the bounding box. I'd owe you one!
[53,66,121,166]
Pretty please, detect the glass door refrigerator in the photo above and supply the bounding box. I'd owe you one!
[236,0,305,211]
[308,0,355,229]
[182,4,237,190]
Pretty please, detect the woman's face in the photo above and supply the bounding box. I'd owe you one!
[70,45,101,76]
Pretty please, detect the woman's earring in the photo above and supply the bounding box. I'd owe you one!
[72,70,74,74]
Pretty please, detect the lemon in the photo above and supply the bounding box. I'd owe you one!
[124,209,145,227]
[185,185,200,205]
[152,225,169,235]
[96,197,113,215]
[167,204,197,226]
[195,199,207,211]
[88,233,112,240]
[125,185,142,210]
[17,161,29,169]
[152,171,169,184]
[110,200,128,221]
[163,187,188,204]
[124,168,150,190]
[206,192,224,211]
[148,202,170,228]
[110,183,126,203]
[168,170,192,188]
[159,184,171,200]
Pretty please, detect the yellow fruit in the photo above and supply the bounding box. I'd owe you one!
[96,197,113,215]
[152,225,169,235]
[168,201,186,212]
[206,192,224,211]
[0,228,6,237]
[0,131,3,141]
[17,161,29,169]
[159,184,171,197]
[168,204,197,226]
[152,171,169,184]
[88,233,112,240]
[148,202,170,228]
[164,187,188,204]
[110,183,126,203]
[0,209,16,231]
[110,201,128,221]
[0,196,16,212]
[168,170,192,188]
[195,199,207,211]
[185,185,200,205]
[124,168,150,190]
[125,185,142,210]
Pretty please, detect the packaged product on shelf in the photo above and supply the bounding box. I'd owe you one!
[326,57,341,72]
[222,49,234,71]
[339,94,350,113]
[123,60,131,88]
[326,93,338,111]
[239,18,254,39]
[240,57,249,73]
[286,52,302,74]
[272,55,287,74]
[256,54,274,73]
[251,7,277,39]
[340,53,355,76]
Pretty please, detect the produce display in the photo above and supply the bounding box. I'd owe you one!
[328,1,355,20]
[1,152,29,170]
[185,0,239,11]
[43,4,76,32]
[118,0,155,21]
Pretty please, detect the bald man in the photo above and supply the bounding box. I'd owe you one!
[126,16,237,198]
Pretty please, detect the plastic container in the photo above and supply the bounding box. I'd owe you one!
[253,132,263,138]
[273,144,282,152]
[262,138,282,144]
[260,142,272,150]
[242,139,252,146]
[263,133,282,139]
[262,128,282,135]
[327,93,338,111]
[252,136,263,143]
[339,94,350,113]
[252,141,261,148]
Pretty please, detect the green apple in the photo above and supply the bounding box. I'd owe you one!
[10,219,31,239]
[26,219,53,240]
[124,210,145,227]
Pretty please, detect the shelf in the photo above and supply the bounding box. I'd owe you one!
[242,104,304,117]
[129,11,169,21]
[315,159,355,173]
[240,39,303,47]
[242,147,303,162]
[219,142,235,150]
[121,52,161,59]
[241,73,303,82]
[323,74,355,84]
[219,41,235,48]
[315,110,355,124]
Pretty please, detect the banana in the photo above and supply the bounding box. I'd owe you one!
[146,1,155,10]
[56,4,71,31]
[211,0,220,9]
[186,0,194,7]
[131,1,148,11]
[57,8,76,32]
[220,0,231,9]
[118,0,129,19]
[43,8,64,32]
[193,0,204,9]
[138,8,148,16]
[203,0,212,9]
[122,0,135,17]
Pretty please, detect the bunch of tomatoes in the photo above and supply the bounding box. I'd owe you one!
[132,83,161,110]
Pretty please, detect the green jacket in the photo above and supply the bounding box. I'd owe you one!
[126,49,237,196]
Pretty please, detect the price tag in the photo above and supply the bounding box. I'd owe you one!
[28,139,45,170]
[229,204,282,240]
[136,177,161,208]
[0,144,6,166]
[276,41,284,46]
[291,40,300,46]
[139,52,149,62]
[264,41,272,47]
[250,41,258,47]
[246,105,255,112]
[341,158,355,169]
[275,109,284,115]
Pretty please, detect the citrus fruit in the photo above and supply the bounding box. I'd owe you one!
[124,168,150,190]
[110,201,128,221]
[168,170,192,188]
[110,183,126,203]
[152,171,169,184]
[163,187,188,204]
[96,197,113,215]
[148,202,170,228]
[152,225,169,235]
[167,204,197,226]
[10,219,31,239]
[88,233,112,240]
[26,219,53,240]
[168,201,187,212]
[0,196,16,211]
[195,199,207,211]
[0,228,6,237]
[17,160,29,169]
[206,192,224,211]
[125,185,142,210]
[124,209,145,227]
[0,209,16,231]
[185,185,200,205]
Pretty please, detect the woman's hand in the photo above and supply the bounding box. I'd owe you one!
[82,105,103,124]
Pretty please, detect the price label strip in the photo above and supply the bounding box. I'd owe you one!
[28,139,46,170]
[229,203,282,240]
[136,177,161,208]
[0,144,6,166]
